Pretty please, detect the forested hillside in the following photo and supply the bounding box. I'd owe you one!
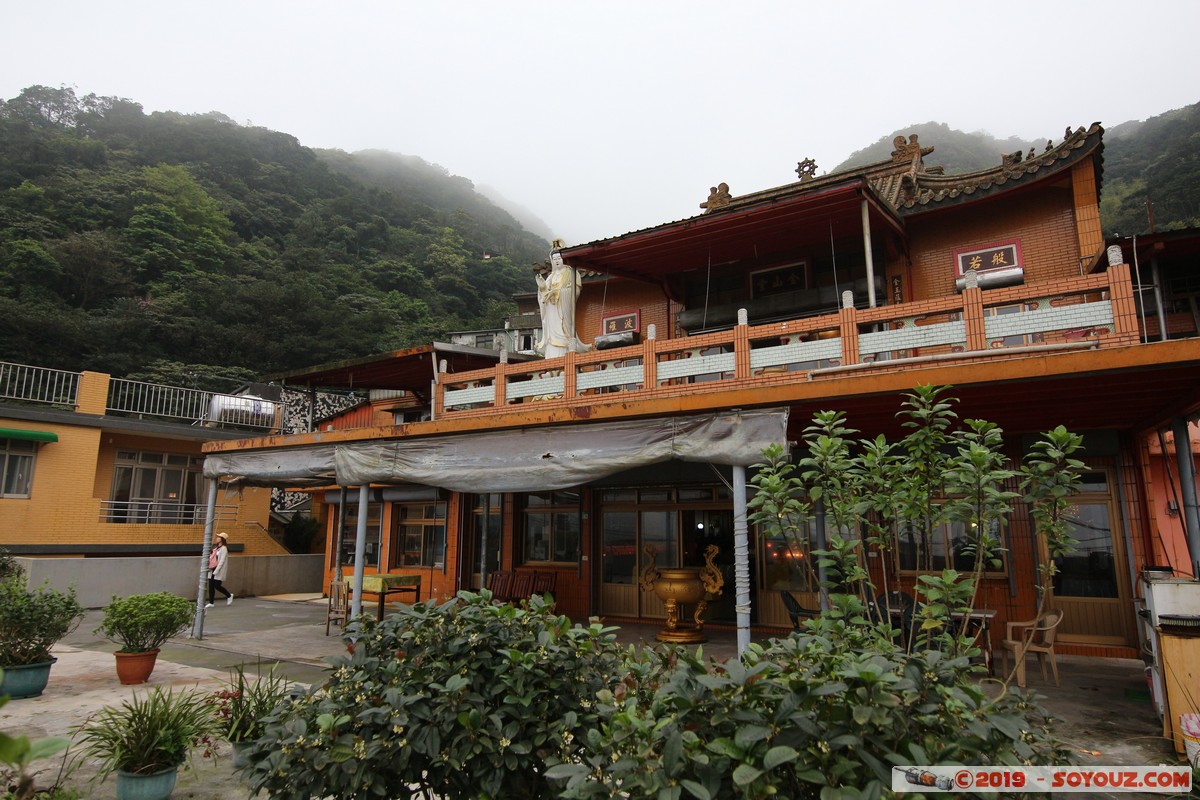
[0,85,549,390]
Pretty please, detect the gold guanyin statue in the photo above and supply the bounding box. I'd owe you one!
[639,544,725,643]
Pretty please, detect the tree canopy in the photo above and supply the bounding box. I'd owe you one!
[0,85,549,390]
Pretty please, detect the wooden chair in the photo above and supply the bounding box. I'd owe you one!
[486,570,513,602]
[1000,609,1064,687]
[531,570,557,598]
[509,571,534,601]
[779,591,820,631]
[325,579,348,636]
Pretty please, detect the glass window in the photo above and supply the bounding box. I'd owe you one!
[601,511,637,584]
[897,518,1007,574]
[467,494,503,581]
[1,439,37,498]
[333,501,383,568]
[392,502,447,569]
[108,448,203,523]
[521,491,580,563]
[1054,501,1117,598]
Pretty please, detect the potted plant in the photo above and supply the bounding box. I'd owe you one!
[73,686,217,800]
[94,593,194,685]
[209,663,292,768]
[0,570,84,699]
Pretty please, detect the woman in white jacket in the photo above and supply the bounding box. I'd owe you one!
[206,532,234,608]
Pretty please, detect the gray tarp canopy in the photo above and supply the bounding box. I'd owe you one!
[203,408,789,491]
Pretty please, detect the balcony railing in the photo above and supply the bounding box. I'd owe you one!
[434,266,1139,418]
[0,361,79,407]
[106,378,280,432]
[0,361,280,433]
[99,500,238,524]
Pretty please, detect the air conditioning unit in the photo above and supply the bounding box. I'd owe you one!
[206,394,278,427]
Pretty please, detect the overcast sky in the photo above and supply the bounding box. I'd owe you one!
[3,1,1198,246]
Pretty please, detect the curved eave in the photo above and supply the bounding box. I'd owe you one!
[894,123,1104,216]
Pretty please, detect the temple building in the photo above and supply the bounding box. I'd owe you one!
[203,124,1200,661]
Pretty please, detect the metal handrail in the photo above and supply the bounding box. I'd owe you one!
[99,500,238,524]
[0,361,79,406]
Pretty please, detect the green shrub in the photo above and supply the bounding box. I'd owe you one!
[549,603,1072,799]
[210,663,293,743]
[93,593,194,653]
[242,591,628,800]
[1,673,73,800]
[73,687,217,778]
[0,577,84,666]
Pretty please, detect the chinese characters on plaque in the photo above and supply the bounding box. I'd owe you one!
[750,261,809,299]
[955,242,1021,277]
[601,311,640,335]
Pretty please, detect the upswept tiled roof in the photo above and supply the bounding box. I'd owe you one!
[884,123,1104,213]
[714,123,1103,217]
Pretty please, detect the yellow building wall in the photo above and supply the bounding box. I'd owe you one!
[2,417,282,555]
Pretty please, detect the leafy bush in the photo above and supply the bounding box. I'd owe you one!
[0,577,84,666]
[93,593,193,653]
[0,550,22,584]
[73,687,217,778]
[210,663,293,743]
[549,605,1072,799]
[242,592,628,800]
[1,673,73,800]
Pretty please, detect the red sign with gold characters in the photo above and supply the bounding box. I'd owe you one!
[601,310,640,335]
[954,242,1021,277]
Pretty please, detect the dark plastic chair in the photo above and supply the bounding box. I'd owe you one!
[779,591,820,630]
[876,591,917,647]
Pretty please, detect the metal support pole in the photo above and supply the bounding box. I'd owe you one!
[350,485,369,621]
[860,199,877,308]
[733,464,751,656]
[1171,418,1200,577]
[192,478,220,640]
[814,499,830,611]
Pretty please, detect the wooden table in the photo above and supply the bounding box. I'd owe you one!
[346,573,421,620]
[953,609,997,675]
[887,606,997,674]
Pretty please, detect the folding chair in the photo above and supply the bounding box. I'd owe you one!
[325,579,348,636]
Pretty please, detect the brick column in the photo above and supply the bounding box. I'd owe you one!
[76,371,109,415]
[961,286,988,350]
[839,306,859,366]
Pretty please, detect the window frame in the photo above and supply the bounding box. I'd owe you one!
[0,438,37,499]
[895,515,1010,576]
[108,448,204,523]
[391,501,447,570]
[520,490,581,565]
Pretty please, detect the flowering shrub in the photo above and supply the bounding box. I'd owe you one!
[548,604,1072,799]
[210,664,292,743]
[241,592,628,800]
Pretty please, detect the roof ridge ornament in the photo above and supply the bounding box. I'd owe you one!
[700,182,732,213]
[795,158,818,182]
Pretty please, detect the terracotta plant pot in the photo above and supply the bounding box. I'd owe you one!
[114,649,160,685]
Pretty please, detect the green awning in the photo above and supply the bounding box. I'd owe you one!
[0,427,58,443]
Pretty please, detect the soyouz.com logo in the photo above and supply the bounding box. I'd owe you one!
[892,765,1192,793]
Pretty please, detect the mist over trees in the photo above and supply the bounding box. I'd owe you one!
[0,85,549,390]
